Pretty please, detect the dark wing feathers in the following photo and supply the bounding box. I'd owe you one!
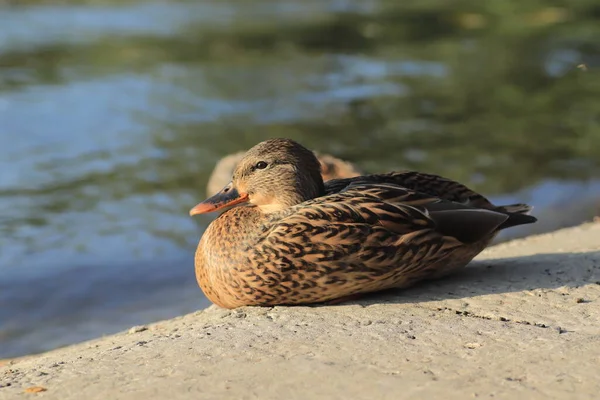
[339,184,530,243]
[323,175,537,243]
[325,170,496,209]
[324,170,537,236]
[426,209,509,244]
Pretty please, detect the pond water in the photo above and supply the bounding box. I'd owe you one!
[1,0,599,358]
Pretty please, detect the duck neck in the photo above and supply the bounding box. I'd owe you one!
[213,205,265,240]
[287,173,325,206]
[252,178,324,213]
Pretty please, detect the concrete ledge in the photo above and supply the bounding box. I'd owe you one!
[2,223,600,400]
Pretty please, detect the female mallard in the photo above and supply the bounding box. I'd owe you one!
[206,150,361,196]
[190,138,537,308]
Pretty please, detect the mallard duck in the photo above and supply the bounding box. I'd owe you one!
[206,149,361,196]
[190,138,537,308]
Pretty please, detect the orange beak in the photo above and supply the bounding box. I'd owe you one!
[189,183,249,216]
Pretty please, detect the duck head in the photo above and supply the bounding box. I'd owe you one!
[190,138,325,215]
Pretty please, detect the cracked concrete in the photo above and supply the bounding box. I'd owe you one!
[1,222,600,399]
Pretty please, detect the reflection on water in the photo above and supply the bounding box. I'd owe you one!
[1,0,599,358]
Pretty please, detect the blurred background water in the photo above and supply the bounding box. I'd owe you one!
[1,0,599,359]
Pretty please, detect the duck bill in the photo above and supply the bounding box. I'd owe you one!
[189,184,249,216]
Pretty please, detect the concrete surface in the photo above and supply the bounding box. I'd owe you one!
[2,222,600,400]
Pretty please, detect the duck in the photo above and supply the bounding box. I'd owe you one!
[190,138,537,309]
[206,149,361,196]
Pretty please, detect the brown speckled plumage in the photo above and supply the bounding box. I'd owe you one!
[191,138,537,308]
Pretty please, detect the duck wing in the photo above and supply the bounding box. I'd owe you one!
[324,171,533,216]
[339,183,537,243]
[254,185,516,277]
[250,192,455,286]
[342,182,536,233]
[245,184,536,304]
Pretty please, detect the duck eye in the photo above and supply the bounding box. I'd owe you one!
[255,161,268,170]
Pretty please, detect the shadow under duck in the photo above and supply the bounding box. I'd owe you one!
[190,138,537,308]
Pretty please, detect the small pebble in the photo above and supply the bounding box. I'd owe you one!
[576,298,587,304]
[24,386,47,393]
[465,342,482,349]
[128,326,148,334]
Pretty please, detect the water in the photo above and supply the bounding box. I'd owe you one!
[1,0,599,359]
